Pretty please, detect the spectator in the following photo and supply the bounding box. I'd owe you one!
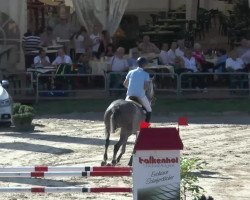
[90,25,101,58]
[226,50,247,90]
[40,26,55,47]
[105,43,115,58]
[237,38,249,57]
[159,43,170,65]
[182,48,199,72]
[22,27,41,68]
[76,53,91,74]
[175,39,185,58]
[167,42,177,65]
[213,49,228,72]
[108,47,129,89]
[192,43,205,65]
[73,27,91,60]
[182,49,206,90]
[33,49,51,67]
[52,48,72,66]
[226,50,245,72]
[108,47,128,72]
[127,47,139,69]
[240,41,250,71]
[98,30,112,57]
[138,35,160,54]
[204,39,218,56]
[192,43,213,72]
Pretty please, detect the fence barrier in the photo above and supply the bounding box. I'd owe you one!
[0,165,132,193]
[0,171,132,178]
[0,166,132,172]
[2,71,250,100]
[0,187,132,193]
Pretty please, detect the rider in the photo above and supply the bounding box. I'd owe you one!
[123,57,152,122]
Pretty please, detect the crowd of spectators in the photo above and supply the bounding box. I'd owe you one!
[22,19,250,92]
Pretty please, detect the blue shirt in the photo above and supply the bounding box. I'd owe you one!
[126,67,150,98]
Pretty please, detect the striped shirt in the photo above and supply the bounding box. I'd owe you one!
[22,35,41,54]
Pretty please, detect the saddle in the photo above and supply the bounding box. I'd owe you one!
[126,96,146,112]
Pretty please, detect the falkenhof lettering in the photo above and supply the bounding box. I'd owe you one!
[139,156,179,165]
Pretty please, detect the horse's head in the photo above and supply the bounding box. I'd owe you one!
[145,78,155,104]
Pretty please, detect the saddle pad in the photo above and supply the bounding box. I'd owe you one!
[126,99,142,107]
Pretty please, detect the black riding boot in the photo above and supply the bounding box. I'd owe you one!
[145,112,151,123]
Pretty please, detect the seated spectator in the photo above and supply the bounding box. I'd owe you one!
[127,47,139,69]
[214,49,228,72]
[76,53,91,74]
[237,38,249,57]
[226,50,247,90]
[204,39,218,56]
[192,43,213,72]
[182,48,199,72]
[105,43,115,58]
[40,26,55,47]
[159,43,170,65]
[167,42,177,65]
[138,35,160,54]
[181,49,206,89]
[108,47,129,89]
[33,49,51,67]
[52,48,72,66]
[192,43,205,65]
[175,39,185,58]
[226,50,245,72]
[240,41,250,72]
[108,47,129,72]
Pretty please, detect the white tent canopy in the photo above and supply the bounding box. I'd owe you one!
[0,0,27,70]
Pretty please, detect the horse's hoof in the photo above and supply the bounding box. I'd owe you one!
[101,161,107,166]
[106,163,112,166]
[111,160,117,166]
[128,160,132,166]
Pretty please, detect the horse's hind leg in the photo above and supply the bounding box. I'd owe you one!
[101,127,110,166]
[116,136,128,164]
[112,130,128,165]
[128,132,138,166]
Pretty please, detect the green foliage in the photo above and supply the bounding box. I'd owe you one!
[12,103,35,125]
[181,157,205,200]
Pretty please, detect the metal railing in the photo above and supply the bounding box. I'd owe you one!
[178,72,250,97]
[2,71,250,102]
[36,73,107,102]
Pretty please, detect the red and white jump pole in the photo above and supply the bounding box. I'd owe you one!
[0,171,132,178]
[0,187,132,193]
[0,166,132,172]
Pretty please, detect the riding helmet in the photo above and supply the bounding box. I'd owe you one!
[137,57,148,67]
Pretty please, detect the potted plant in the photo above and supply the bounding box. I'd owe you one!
[12,103,35,132]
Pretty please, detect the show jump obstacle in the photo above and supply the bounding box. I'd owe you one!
[0,127,183,199]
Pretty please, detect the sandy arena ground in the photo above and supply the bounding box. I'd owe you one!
[0,112,249,200]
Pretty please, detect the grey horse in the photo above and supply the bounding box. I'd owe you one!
[101,80,154,166]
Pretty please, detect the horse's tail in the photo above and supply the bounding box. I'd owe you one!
[110,106,120,134]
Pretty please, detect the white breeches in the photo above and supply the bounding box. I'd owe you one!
[126,96,152,112]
